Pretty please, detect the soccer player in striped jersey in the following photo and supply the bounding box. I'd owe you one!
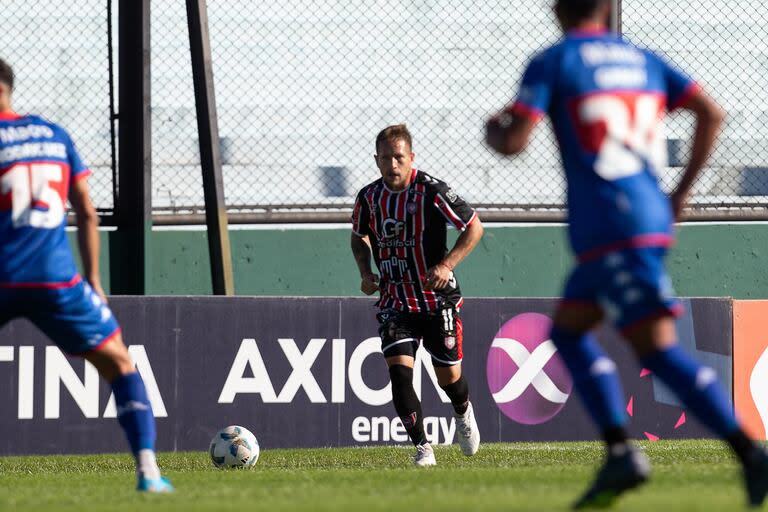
[486,0,768,508]
[351,124,484,466]
[0,58,172,492]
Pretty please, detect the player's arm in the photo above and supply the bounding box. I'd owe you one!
[69,177,106,301]
[670,89,724,220]
[485,109,539,156]
[350,191,379,295]
[426,184,484,291]
[425,218,484,291]
[350,233,379,295]
[486,51,552,156]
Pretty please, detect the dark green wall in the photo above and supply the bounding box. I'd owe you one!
[70,224,768,298]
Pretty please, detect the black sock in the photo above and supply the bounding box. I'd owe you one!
[603,426,629,452]
[727,429,760,467]
[389,365,427,446]
[440,375,469,415]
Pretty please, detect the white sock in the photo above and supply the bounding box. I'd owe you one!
[136,449,161,480]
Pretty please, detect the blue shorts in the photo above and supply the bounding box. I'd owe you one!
[562,247,682,333]
[0,279,121,354]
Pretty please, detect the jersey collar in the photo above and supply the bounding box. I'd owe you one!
[0,111,22,121]
[381,168,418,194]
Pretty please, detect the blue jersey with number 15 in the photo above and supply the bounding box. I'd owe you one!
[0,112,90,287]
[511,30,698,261]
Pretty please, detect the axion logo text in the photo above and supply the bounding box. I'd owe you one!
[486,313,572,425]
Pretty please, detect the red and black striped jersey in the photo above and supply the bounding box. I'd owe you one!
[351,169,477,313]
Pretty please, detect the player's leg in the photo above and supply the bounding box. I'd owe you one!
[551,261,649,509]
[378,309,432,466]
[425,307,479,455]
[30,283,172,492]
[624,316,768,507]
[82,333,171,492]
[551,269,632,456]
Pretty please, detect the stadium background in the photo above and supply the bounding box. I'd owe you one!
[1,0,766,296]
[4,4,768,510]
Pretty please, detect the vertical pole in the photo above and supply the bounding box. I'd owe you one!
[610,0,622,35]
[113,0,152,294]
[186,0,235,295]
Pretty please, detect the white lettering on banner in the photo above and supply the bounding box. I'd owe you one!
[0,345,166,419]
[412,349,451,403]
[102,346,167,418]
[491,338,569,404]
[351,416,456,445]
[347,337,391,406]
[45,347,100,419]
[0,346,13,362]
[352,416,370,440]
[219,337,452,406]
[275,338,327,403]
[18,346,34,419]
[218,338,278,403]
[750,347,768,439]
[331,338,345,403]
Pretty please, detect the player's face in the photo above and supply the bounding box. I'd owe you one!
[375,138,414,191]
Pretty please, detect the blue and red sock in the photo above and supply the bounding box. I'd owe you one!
[551,327,628,439]
[111,372,156,454]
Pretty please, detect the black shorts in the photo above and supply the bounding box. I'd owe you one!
[376,306,463,367]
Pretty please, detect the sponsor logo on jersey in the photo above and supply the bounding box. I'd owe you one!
[382,218,405,239]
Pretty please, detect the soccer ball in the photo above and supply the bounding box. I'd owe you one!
[209,425,260,469]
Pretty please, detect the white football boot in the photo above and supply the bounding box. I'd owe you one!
[413,443,437,467]
[454,401,480,456]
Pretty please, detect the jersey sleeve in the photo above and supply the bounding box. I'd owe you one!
[62,130,91,181]
[351,191,371,237]
[651,51,699,111]
[509,51,557,121]
[432,181,477,232]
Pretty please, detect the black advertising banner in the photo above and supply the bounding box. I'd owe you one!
[0,297,732,454]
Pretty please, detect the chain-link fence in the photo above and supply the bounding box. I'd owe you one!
[2,1,767,221]
[0,0,116,213]
[624,1,768,215]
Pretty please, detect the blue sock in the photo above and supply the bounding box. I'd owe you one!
[111,372,156,454]
[551,327,628,431]
[641,345,738,438]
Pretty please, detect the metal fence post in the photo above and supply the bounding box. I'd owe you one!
[113,0,152,294]
[611,0,622,35]
[186,0,235,295]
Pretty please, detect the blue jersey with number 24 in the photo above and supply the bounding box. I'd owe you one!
[511,30,697,261]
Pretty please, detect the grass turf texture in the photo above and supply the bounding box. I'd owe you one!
[0,440,754,511]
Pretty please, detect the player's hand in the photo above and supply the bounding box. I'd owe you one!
[424,263,452,291]
[485,113,514,155]
[670,190,687,221]
[360,272,380,295]
[90,280,108,303]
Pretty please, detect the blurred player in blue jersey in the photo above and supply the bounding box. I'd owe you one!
[0,59,172,493]
[486,0,768,508]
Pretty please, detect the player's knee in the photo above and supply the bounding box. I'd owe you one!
[434,364,462,387]
[553,303,603,334]
[84,335,136,381]
[440,374,469,404]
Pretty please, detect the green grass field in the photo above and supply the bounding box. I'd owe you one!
[0,440,756,511]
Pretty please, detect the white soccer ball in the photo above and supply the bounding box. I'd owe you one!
[209,425,260,469]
